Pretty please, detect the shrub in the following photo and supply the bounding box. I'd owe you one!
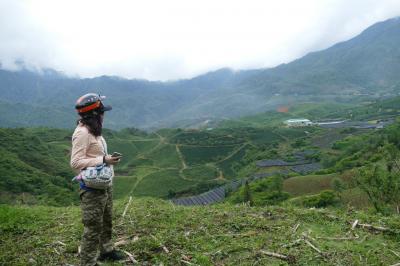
[301,190,338,208]
[258,191,290,205]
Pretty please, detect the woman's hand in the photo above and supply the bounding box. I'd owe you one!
[104,155,121,165]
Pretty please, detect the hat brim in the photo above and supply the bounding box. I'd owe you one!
[100,105,112,112]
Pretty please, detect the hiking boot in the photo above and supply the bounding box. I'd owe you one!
[98,250,125,261]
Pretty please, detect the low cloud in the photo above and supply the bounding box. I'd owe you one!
[0,0,399,80]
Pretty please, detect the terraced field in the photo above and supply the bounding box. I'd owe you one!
[109,121,339,203]
[110,121,373,201]
[110,126,304,199]
[182,165,218,181]
[216,144,248,179]
[132,169,197,197]
[109,132,238,199]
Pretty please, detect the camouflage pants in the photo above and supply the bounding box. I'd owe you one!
[80,186,114,266]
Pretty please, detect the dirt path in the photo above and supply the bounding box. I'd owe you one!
[143,132,167,155]
[176,144,195,181]
[176,144,187,170]
[216,169,225,180]
[154,132,167,144]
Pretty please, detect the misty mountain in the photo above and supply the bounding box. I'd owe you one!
[1,17,400,129]
[244,17,400,96]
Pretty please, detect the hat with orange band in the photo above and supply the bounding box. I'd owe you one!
[75,93,112,114]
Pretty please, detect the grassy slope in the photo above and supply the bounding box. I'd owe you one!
[1,198,400,265]
[283,174,338,196]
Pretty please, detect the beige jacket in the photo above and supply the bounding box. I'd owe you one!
[70,123,113,176]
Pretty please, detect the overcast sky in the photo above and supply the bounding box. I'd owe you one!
[0,0,400,81]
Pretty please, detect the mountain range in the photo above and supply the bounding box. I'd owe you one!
[1,17,400,129]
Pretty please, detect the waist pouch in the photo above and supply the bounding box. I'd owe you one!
[74,163,113,189]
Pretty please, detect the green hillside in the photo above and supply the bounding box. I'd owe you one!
[1,97,400,212]
[1,123,307,205]
[0,128,76,205]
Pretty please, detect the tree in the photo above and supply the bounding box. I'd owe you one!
[243,181,253,206]
[268,176,284,193]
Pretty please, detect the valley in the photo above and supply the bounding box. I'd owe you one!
[1,97,399,210]
[2,8,400,266]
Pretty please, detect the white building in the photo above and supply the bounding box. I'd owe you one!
[284,118,313,127]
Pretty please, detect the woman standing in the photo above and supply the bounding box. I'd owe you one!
[70,93,125,266]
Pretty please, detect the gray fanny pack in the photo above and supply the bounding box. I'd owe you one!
[79,163,113,189]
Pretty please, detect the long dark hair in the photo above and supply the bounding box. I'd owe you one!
[77,111,103,137]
